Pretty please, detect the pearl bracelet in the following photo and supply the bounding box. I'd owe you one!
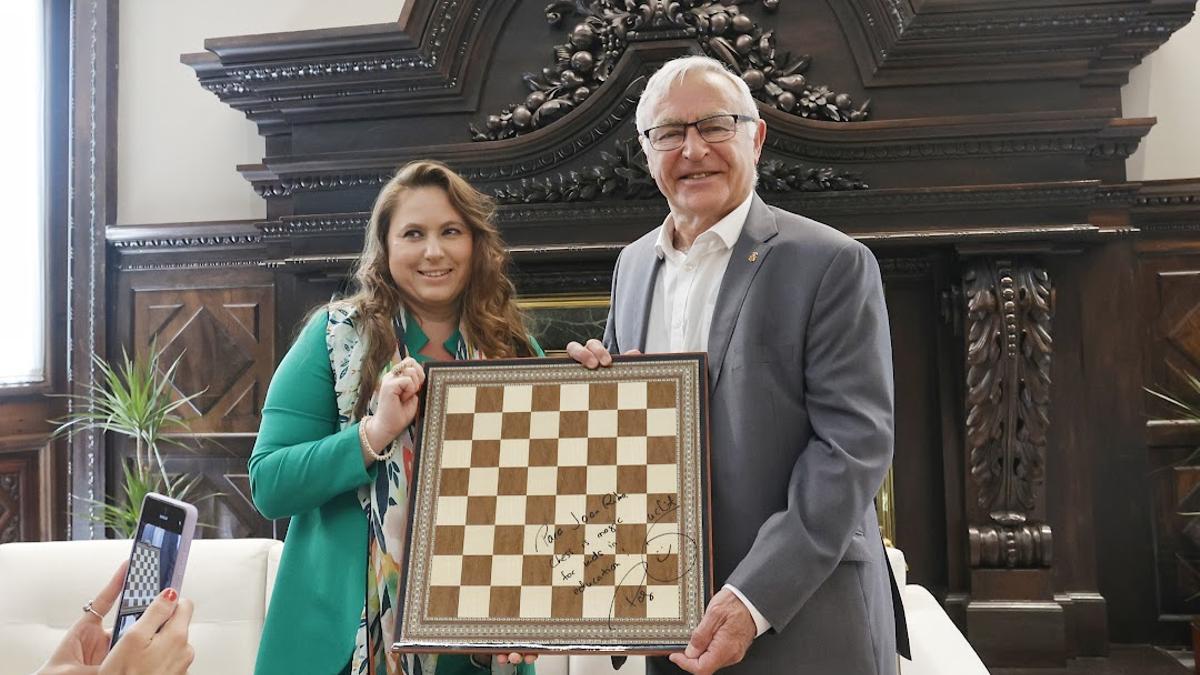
[358,415,395,462]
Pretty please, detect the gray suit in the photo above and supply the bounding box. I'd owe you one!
[604,194,898,674]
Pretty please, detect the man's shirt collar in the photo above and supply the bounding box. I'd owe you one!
[654,191,754,261]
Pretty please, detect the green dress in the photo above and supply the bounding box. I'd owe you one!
[251,311,541,675]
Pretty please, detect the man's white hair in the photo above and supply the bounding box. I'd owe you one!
[635,55,760,135]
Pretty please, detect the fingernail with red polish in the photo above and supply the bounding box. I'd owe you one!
[163,588,178,601]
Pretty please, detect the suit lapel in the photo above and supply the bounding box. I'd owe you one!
[624,239,663,353]
[707,194,779,390]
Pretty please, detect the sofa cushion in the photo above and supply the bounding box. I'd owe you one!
[0,538,281,675]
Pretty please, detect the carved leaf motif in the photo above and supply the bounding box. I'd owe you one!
[965,263,1005,512]
[494,138,865,203]
[1012,267,1052,511]
[545,0,578,26]
[708,37,741,68]
[964,260,1053,523]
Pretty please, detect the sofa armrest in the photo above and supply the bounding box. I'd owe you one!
[899,585,988,675]
[886,546,907,588]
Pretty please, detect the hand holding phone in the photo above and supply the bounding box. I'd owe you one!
[100,590,195,675]
[35,563,195,675]
[110,493,197,646]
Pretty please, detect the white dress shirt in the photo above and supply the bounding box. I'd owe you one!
[643,192,772,637]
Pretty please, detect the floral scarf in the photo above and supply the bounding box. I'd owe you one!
[327,305,481,675]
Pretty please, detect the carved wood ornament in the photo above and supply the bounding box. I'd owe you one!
[493,136,866,204]
[964,259,1055,569]
[472,0,868,141]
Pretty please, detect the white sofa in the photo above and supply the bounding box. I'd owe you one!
[0,539,983,675]
[0,538,569,675]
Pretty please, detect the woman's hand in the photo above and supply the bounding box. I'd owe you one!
[36,562,126,674]
[37,561,195,675]
[493,652,539,666]
[363,357,425,461]
[100,589,195,675]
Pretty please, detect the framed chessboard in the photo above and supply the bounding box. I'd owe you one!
[395,354,711,655]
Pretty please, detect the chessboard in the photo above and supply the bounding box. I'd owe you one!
[122,541,161,612]
[396,355,710,654]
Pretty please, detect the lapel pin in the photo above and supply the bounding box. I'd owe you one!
[748,251,759,263]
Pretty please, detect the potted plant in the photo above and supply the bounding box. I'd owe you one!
[51,344,205,537]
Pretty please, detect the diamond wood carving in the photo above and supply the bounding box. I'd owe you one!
[132,286,274,434]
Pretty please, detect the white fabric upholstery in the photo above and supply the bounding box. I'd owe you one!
[887,545,908,588]
[897,585,988,675]
[0,538,280,675]
[0,538,569,675]
[886,548,987,675]
[0,539,979,675]
[568,655,646,674]
[568,549,987,675]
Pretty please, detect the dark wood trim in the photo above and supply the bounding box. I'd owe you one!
[66,0,118,540]
[829,0,1197,87]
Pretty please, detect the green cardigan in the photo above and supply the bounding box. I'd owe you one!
[251,312,540,675]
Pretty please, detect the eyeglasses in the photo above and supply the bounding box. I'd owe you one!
[641,114,757,151]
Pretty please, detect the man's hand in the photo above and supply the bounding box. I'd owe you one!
[668,589,757,675]
[565,339,640,369]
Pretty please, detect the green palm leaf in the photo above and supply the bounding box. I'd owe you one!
[50,342,208,535]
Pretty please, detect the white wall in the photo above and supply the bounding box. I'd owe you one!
[116,0,399,225]
[1123,12,1200,181]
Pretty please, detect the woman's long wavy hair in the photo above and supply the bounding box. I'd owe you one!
[341,160,533,420]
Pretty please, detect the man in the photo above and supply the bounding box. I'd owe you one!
[567,55,903,674]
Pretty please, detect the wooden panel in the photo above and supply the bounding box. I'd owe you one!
[107,270,280,539]
[1149,446,1200,619]
[131,284,275,434]
[109,436,275,540]
[1145,267,1200,417]
[1140,252,1200,623]
[882,255,957,596]
[0,438,49,543]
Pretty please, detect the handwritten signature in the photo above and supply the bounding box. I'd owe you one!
[528,490,696,622]
[602,492,694,626]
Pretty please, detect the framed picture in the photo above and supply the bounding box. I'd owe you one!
[517,293,610,356]
[395,354,711,655]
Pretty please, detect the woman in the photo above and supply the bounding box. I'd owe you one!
[250,161,541,675]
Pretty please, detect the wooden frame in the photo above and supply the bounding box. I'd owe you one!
[395,355,711,654]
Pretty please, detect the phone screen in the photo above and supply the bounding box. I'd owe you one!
[111,497,188,644]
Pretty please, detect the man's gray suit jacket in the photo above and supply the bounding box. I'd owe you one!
[603,194,898,674]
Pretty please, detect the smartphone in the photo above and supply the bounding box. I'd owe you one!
[110,492,197,646]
